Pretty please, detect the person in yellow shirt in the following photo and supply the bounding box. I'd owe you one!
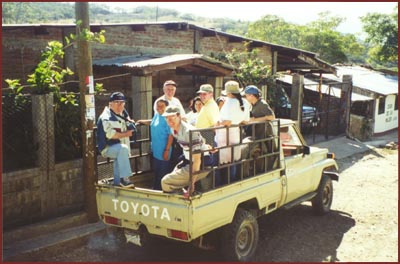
[195,84,220,130]
[195,84,220,188]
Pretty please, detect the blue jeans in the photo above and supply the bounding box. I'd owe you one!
[103,143,132,185]
[153,157,172,190]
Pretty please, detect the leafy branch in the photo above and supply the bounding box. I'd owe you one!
[5,23,106,106]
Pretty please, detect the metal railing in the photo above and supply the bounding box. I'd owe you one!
[95,120,282,196]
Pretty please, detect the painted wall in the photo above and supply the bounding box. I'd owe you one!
[373,94,398,134]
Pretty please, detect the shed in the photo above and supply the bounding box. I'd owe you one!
[93,53,235,121]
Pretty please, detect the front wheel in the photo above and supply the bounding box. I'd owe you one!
[221,208,259,262]
[311,174,333,215]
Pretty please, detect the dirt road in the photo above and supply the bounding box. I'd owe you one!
[23,147,398,262]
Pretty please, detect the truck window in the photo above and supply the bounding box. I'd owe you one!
[280,126,303,157]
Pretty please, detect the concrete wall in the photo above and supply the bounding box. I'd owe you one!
[2,159,84,230]
[349,114,373,141]
[373,94,398,134]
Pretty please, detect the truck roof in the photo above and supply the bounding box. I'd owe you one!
[278,118,295,126]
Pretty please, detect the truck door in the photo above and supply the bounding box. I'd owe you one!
[280,125,315,203]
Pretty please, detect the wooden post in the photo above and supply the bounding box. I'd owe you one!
[75,2,98,223]
[341,75,353,137]
[215,76,223,98]
[132,75,152,172]
[272,51,278,75]
[291,74,304,129]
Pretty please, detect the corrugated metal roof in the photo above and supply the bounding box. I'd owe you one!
[93,54,234,70]
[277,74,373,102]
[323,65,398,96]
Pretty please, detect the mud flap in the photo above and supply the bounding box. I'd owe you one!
[323,171,339,181]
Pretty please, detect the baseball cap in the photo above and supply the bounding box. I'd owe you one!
[163,80,177,87]
[109,92,126,102]
[244,85,261,95]
[162,105,181,117]
[196,84,214,93]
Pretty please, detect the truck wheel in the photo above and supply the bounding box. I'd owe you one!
[221,208,259,262]
[312,174,333,215]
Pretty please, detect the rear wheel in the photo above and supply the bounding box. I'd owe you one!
[311,174,333,215]
[221,208,259,262]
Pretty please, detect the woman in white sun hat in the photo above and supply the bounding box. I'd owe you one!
[215,80,250,183]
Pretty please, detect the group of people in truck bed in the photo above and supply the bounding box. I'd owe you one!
[97,79,275,194]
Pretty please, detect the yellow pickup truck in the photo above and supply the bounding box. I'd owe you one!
[95,119,339,261]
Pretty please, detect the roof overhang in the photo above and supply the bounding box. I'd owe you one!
[93,54,234,76]
[274,49,337,75]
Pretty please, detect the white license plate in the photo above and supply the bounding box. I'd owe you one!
[125,232,142,247]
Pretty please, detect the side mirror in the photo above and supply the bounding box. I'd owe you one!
[303,145,310,155]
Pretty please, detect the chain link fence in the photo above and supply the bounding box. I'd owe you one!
[2,95,35,172]
[2,93,83,172]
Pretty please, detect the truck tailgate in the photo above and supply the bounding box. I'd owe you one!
[96,185,191,238]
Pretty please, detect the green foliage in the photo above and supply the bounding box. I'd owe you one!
[225,42,272,87]
[74,20,106,44]
[5,79,27,105]
[247,15,302,48]
[221,43,277,105]
[361,8,398,66]
[95,83,106,94]
[7,23,106,105]
[54,97,82,161]
[2,2,74,23]
[247,12,365,64]
[27,41,74,97]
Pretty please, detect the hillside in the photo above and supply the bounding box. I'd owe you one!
[2,2,249,36]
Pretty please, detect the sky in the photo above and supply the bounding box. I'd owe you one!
[100,2,397,36]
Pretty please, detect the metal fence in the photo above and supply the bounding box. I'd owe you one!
[2,91,140,173]
[2,93,83,172]
[2,95,35,171]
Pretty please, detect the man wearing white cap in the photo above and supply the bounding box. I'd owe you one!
[161,105,209,194]
[153,80,185,118]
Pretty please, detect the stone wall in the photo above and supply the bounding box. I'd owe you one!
[2,159,84,230]
[349,114,373,141]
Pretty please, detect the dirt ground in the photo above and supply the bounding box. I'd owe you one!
[253,146,398,262]
[23,146,398,262]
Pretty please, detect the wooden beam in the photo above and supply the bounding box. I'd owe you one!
[193,59,233,76]
[297,53,337,74]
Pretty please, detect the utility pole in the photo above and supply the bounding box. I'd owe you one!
[75,2,98,223]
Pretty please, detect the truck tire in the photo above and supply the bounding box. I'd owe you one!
[311,174,333,215]
[221,208,259,262]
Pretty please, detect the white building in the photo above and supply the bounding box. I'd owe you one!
[277,65,398,139]
[325,65,398,136]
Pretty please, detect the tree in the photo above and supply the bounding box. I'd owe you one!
[246,15,302,48]
[361,7,398,66]
[246,12,365,64]
[225,42,272,88]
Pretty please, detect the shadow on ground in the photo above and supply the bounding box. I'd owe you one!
[80,204,355,262]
